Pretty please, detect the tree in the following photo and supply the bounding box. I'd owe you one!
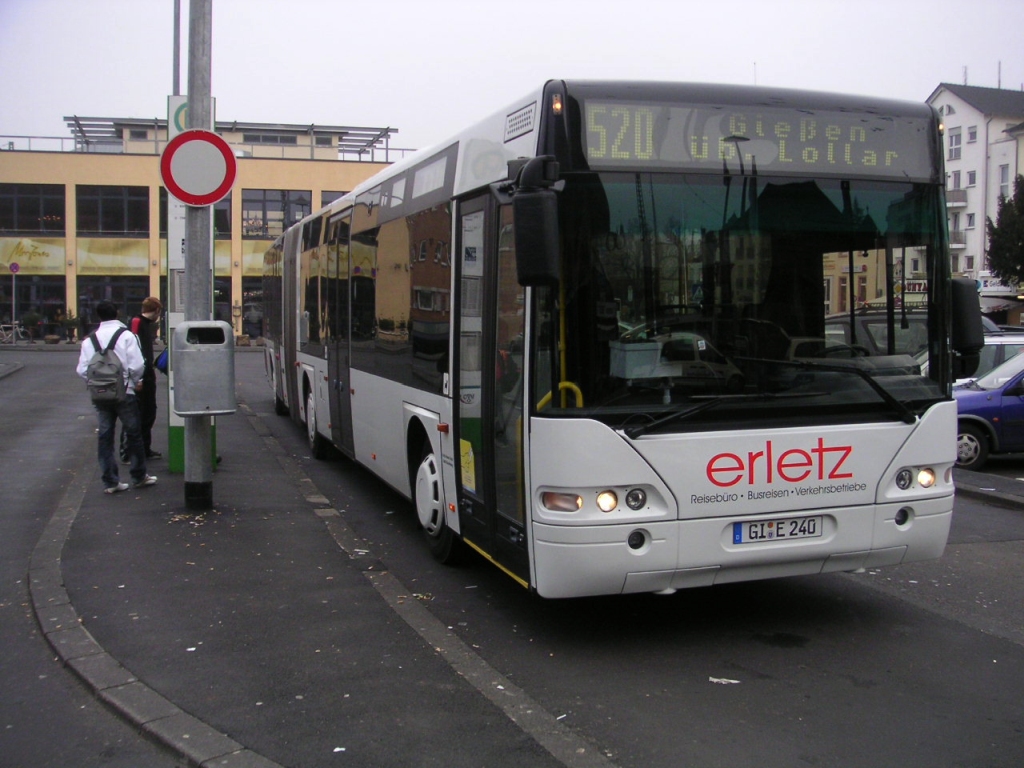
[986,174,1024,285]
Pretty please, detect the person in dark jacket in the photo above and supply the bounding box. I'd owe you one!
[120,297,163,461]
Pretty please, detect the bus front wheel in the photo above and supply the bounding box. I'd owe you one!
[413,444,463,564]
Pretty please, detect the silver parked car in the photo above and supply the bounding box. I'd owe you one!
[916,331,1024,385]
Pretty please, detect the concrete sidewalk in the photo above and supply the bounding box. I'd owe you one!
[24,351,1024,767]
[27,364,575,768]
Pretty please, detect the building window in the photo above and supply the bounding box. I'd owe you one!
[159,189,231,238]
[967,126,977,143]
[965,255,975,271]
[76,185,148,236]
[129,129,148,140]
[213,193,232,239]
[1000,165,1010,199]
[213,277,232,323]
[950,171,961,189]
[321,191,346,208]
[315,136,332,147]
[241,189,310,238]
[951,254,960,273]
[241,133,298,145]
[242,277,263,338]
[0,183,65,234]
[76,276,150,334]
[948,129,961,161]
[967,170,977,186]
[966,213,976,229]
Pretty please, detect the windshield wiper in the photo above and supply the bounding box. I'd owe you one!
[737,356,917,425]
[623,392,825,439]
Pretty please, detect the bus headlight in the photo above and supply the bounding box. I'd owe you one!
[895,467,936,490]
[596,491,618,512]
[542,492,583,512]
[625,488,647,510]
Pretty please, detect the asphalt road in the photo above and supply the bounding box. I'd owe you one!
[0,349,183,767]
[969,452,1024,483]
[236,352,1024,768]
[2,347,1023,768]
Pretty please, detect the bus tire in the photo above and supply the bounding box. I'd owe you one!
[956,422,989,471]
[306,389,328,459]
[413,443,463,564]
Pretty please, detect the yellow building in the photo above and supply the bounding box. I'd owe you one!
[0,116,408,339]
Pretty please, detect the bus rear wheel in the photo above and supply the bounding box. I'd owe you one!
[413,444,463,564]
[306,389,328,459]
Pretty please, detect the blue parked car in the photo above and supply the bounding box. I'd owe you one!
[954,350,1024,471]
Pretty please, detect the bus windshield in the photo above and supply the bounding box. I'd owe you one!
[532,171,947,430]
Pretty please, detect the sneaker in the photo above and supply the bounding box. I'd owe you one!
[104,482,130,494]
[145,450,163,459]
[133,475,158,489]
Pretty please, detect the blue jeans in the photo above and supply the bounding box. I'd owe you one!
[95,395,147,488]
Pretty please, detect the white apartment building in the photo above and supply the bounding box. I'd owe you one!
[927,83,1024,321]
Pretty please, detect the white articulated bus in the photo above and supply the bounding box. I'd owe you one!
[264,80,983,598]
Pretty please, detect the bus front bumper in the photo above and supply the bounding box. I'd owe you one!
[530,497,952,598]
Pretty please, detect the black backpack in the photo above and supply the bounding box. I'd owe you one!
[85,328,127,403]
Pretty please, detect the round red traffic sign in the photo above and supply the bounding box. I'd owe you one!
[160,129,237,206]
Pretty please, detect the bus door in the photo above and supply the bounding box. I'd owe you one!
[455,197,529,583]
[281,226,302,413]
[327,212,354,457]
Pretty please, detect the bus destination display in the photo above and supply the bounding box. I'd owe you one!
[584,100,934,180]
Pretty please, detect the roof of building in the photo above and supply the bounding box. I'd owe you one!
[928,83,1024,118]
[63,115,398,156]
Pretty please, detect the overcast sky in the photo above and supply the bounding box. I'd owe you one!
[2,0,1023,152]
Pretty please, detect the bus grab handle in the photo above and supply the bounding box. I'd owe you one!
[537,382,584,410]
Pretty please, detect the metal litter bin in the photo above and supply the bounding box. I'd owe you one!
[172,320,236,415]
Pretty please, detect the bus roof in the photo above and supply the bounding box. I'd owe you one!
[313,80,940,227]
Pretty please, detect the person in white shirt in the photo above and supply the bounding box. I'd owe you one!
[76,301,157,494]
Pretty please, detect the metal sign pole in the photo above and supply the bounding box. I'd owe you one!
[184,0,213,510]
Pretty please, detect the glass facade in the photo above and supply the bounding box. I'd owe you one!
[76,185,148,236]
[0,152,383,338]
[76,276,150,337]
[0,183,65,234]
[242,189,311,239]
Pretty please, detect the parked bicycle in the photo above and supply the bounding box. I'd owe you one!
[0,322,31,344]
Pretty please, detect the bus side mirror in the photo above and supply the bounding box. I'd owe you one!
[513,156,561,286]
[950,277,984,379]
[514,189,559,286]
